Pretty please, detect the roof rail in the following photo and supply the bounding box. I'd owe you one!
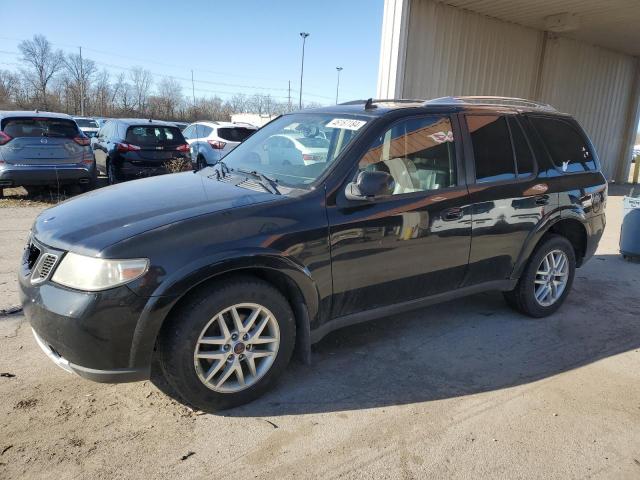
[339,98,425,106]
[425,96,557,112]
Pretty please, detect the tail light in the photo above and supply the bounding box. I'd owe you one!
[207,140,226,149]
[117,142,141,153]
[303,153,323,162]
[73,135,91,146]
[0,131,12,145]
[176,144,190,152]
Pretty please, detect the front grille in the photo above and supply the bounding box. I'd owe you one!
[33,253,58,282]
[24,236,60,285]
[24,241,41,271]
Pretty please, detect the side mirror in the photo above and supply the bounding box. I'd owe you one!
[345,170,395,201]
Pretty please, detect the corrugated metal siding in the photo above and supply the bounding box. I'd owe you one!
[401,1,542,99]
[538,36,637,179]
[377,0,410,99]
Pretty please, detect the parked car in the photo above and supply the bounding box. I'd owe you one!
[264,133,330,165]
[183,121,257,169]
[20,97,607,411]
[0,111,96,193]
[92,118,190,184]
[73,117,100,138]
[94,118,110,128]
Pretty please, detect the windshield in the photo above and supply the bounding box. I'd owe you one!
[75,118,99,128]
[218,113,369,187]
[2,117,79,138]
[125,125,185,147]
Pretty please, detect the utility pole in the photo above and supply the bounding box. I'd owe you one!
[299,32,310,109]
[288,80,291,111]
[335,66,343,104]
[191,70,196,109]
[79,46,84,116]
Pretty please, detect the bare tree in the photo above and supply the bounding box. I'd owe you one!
[64,53,97,115]
[18,35,65,109]
[0,69,19,108]
[130,67,153,115]
[156,77,184,118]
[93,69,112,116]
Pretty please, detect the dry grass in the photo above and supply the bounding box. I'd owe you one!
[163,158,193,173]
[0,187,70,208]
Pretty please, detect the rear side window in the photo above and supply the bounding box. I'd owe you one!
[217,127,255,142]
[125,126,185,146]
[529,117,596,172]
[467,115,515,183]
[508,118,535,177]
[2,118,79,138]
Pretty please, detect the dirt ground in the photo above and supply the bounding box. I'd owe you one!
[1,185,639,479]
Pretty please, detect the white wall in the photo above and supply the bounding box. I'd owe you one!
[378,0,640,181]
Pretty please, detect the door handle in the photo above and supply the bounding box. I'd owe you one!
[535,195,550,206]
[442,207,463,221]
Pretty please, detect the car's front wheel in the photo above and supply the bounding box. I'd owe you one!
[504,234,576,317]
[158,276,296,411]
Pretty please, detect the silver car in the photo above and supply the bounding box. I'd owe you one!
[0,111,96,193]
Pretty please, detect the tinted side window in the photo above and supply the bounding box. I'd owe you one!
[530,117,596,172]
[467,115,515,183]
[508,118,535,177]
[358,115,456,194]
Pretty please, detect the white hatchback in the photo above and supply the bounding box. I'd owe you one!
[183,121,257,168]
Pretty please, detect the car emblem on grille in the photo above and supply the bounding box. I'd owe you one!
[40,138,48,144]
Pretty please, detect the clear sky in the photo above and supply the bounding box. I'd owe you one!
[0,0,384,105]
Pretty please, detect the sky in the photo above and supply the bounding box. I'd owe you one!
[0,0,384,105]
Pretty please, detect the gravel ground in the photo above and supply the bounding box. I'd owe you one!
[1,185,639,479]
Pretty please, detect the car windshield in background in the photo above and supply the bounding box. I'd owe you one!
[2,118,79,138]
[217,127,255,142]
[218,113,369,188]
[125,126,185,146]
[75,118,99,128]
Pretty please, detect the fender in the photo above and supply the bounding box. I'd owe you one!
[510,205,590,281]
[128,249,320,369]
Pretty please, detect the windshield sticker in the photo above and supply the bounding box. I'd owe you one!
[326,118,367,131]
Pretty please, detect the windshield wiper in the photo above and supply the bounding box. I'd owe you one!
[236,168,281,195]
[207,160,231,180]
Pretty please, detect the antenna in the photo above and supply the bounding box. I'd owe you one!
[364,98,377,110]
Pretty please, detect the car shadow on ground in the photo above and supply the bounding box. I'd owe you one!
[178,252,638,417]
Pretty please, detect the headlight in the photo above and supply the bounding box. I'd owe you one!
[51,252,149,291]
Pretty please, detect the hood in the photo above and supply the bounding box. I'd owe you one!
[32,171,278,255]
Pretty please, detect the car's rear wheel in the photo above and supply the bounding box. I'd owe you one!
[107,160,120,185]
[503,234,576,317]
[158,276,296,411]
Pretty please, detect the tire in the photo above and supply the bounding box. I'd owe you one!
[107,160,120,185]
[503,234,576,318]
[158,276,296,411]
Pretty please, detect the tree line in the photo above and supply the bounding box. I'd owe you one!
[0,35,319,122]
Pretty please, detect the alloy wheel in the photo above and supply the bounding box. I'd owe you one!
[534,249,569,307]
[193,303,280,393]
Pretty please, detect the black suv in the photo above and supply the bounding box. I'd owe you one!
[20,97,606,411]
[93,118,190,184]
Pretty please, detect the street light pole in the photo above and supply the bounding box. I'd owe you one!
[299,32,310,109]
[335,66,343,104]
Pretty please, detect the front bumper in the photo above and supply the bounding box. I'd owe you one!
[32,328,147,382]
[0,164,95,187]
[19,239,151,383]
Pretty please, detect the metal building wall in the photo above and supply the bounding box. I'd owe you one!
[400,1,542,100]
[538,36,638,179]
[378,0,639,181]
